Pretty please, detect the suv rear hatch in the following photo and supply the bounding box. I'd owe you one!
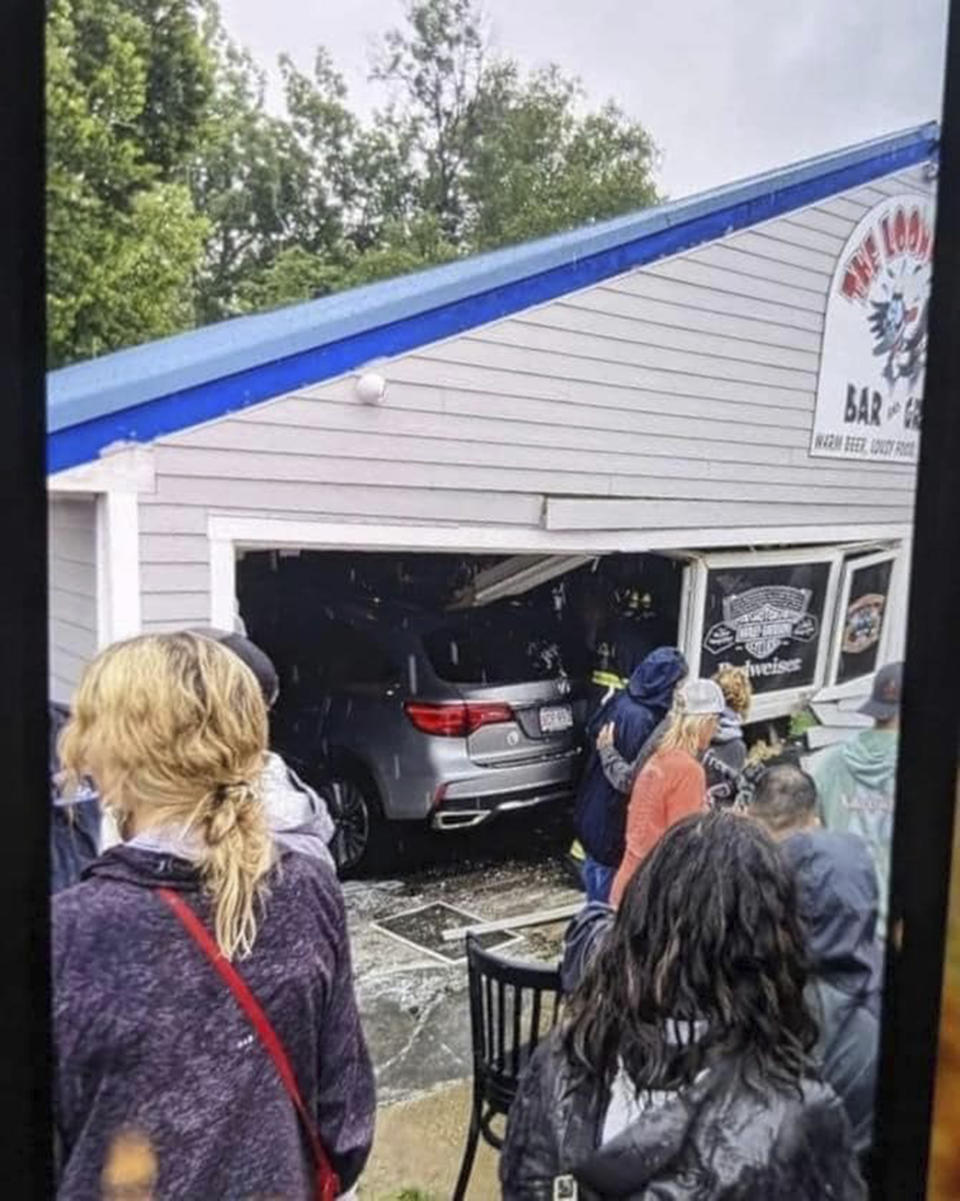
[419,619,582,767]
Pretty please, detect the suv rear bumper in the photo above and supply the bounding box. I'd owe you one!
[431,748,579,831]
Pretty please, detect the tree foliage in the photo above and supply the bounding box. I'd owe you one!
[47,0,660,365]
[45,0,212,366]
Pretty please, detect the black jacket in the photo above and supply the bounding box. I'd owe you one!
[500,1034,866,1200]
[701,707,747,809]
[574,649,686,866]
[781,829,881,1154]
[49,703,101,895]
[559,828,882,1159]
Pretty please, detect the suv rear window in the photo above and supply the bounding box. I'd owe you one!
[423,619,566,684]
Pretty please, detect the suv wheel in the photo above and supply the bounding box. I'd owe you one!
[321,769,384,876]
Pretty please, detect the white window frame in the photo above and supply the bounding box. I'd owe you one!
[683,545,845,723]
[819,547,901,699]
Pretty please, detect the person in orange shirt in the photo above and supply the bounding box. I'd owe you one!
[610,678,725,907]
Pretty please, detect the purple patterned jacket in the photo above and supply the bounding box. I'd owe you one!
[53,845,375,1199]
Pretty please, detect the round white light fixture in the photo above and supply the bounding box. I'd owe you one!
[356,371,387,405]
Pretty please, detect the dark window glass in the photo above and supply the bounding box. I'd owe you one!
[423,618,565,684]
[837,557,895,684]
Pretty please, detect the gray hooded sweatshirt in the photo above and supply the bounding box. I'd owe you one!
[260,752,337,873]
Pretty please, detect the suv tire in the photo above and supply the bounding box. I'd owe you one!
[319,765,388,876]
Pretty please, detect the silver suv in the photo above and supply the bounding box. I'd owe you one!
[272,601,585,873]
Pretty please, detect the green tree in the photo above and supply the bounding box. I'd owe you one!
[46,0,210,366]
[47,0,661,358]
[371,0,659,254]
[372,0,486,246]
[463,62,660,250]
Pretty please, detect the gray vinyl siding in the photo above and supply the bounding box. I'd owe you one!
[138,164,932,631]
[49,497,98,702]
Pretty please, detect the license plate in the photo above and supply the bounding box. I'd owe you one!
[540,704,573,734]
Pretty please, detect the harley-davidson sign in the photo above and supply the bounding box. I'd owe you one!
[701,563,832,694]
[704,585,819,661]
[810,193,934,464]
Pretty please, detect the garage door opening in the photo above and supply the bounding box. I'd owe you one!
[237,549,683,874]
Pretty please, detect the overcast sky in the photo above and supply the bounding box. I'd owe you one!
[217,0,949,198]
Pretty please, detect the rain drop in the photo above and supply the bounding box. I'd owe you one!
[407,654,419,694]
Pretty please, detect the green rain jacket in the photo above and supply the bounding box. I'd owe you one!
[808,729,898,941]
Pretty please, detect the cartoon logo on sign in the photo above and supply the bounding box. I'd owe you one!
[811,193,934,464]
[868,292,927,396]
[842,593,886,655]
[704,586,819,662]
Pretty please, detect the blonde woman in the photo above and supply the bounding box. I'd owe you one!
[702,665,753,808]
[53,633,374,1200]
[610,679,725,907]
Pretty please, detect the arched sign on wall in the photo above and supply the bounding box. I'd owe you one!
[810,193,935,464]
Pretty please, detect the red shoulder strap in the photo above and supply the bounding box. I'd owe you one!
[156,887,340,1201]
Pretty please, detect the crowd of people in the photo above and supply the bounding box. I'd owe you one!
[505,646,901,1197]
[48,622,901,1199]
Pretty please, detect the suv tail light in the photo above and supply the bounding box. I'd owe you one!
[404,700,514,737]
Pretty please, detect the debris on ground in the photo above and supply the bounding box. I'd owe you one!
[345,822,583,1106]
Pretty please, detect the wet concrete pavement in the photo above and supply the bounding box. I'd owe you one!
[345,810,583,1106]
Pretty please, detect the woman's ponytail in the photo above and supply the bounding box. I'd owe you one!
[199,779,274,960]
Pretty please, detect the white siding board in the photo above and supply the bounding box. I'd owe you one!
[644,259,826,313]
[50,585,97,616]
[48,498,98,702]
[546,496,904,532]
[49,558,96,598]
[230,401,915,492]
[563,288,824,352]
[770,206,855,241]
[675,244,831,294]
[467,322,818,389]
[234,394,819,455]
[142,563,209,593]
[139,504,212,536]
[853,183,908,207]
[868,174,925,197]
[419,338,815,410]
[606,272,825,330]
[383,358,813,421]
[505,306,819,372]
[140,534,211,563]
[763,220,846,256]
[141,592,210,627]
[50,647,90,699]
[144,476,546,526]
[189,409,811,466]
[158,436,910,508]
[154,448,611,498]
[54,617,101,658]
[725,230,838,274]
[815,194,872,221]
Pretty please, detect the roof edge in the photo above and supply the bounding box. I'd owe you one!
[48,121,938,471]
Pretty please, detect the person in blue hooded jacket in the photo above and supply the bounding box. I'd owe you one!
[572,646,687,902]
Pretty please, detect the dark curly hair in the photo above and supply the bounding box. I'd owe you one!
[563,810,818,1096]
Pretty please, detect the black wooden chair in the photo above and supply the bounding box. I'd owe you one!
[452,933,563,1201]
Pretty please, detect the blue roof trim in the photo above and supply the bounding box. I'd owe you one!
[48,123,937,473]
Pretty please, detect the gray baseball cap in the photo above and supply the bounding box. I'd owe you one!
[859,661,903,721]
[679,678,726,716]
